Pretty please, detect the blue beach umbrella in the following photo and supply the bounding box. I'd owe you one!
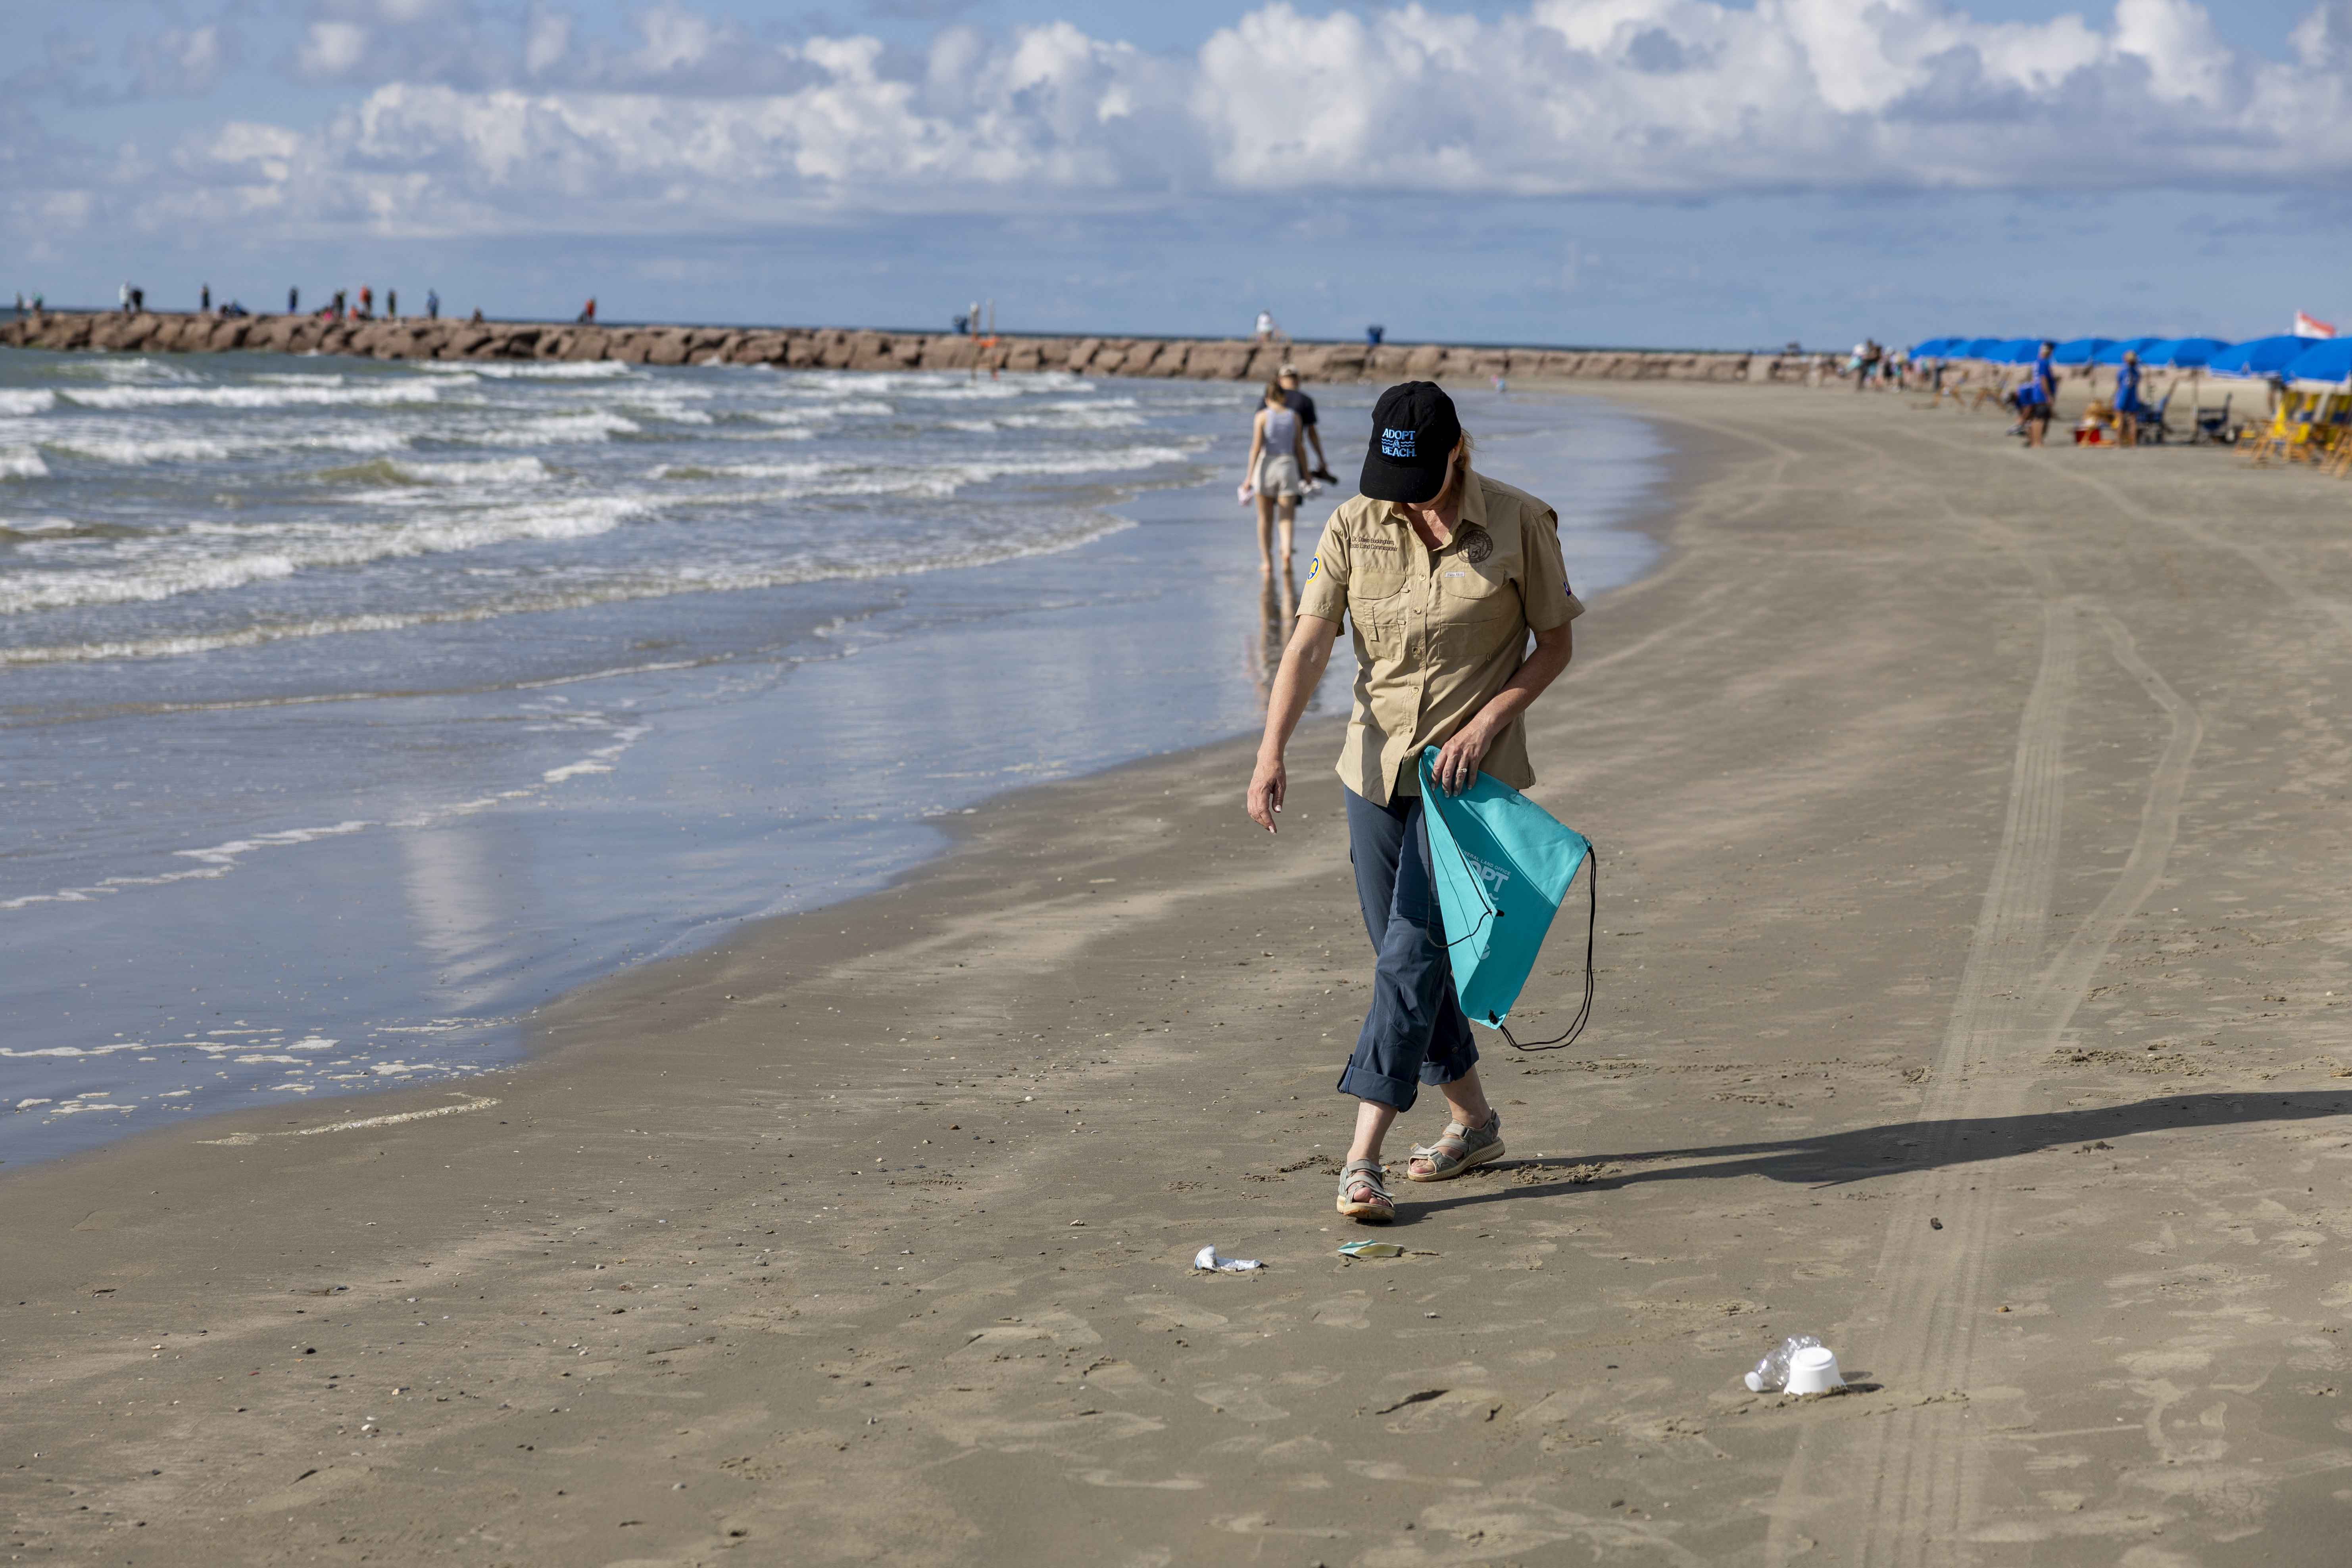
[1416,748,1595,1046]
[2052,338,2115,365]
[1991,338,2046,363]
[2281,338,2352,386]
[2142,337,2231,367]
[2206,335,2324,377]
[2092,337,2166,365]
[1912,337,1963,357]
[1958,337,2007,359]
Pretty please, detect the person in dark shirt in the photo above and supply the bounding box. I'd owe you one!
[1248,365,1336,484]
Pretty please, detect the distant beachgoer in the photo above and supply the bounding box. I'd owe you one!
[578,298,596,324]
[1245,379,1309,575]
[200,283,210,313]
[1254,309,1279,344]
[470,307,484,324]
[387,289,397,319]
[359,285,373,319]
[2113,350,2145,447]
[1492,372,1507,395]
[1366,324,1385,347]
[119,282,130,315]
[2016,341,2058,447]
[427,289,439,321]
[1246,380,1580,1224]
[288,286,299,315]
[131,286,144,313]
[1278,365,1333,482]
[332,289,346,321]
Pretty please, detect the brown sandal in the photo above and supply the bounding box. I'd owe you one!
[1405,1111,1504,1182]
[1336,1159,1395,1223]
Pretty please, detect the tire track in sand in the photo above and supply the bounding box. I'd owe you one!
[1763,590,2202,1564]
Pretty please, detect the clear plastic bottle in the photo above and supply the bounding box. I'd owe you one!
[1745,1334,1824,1392]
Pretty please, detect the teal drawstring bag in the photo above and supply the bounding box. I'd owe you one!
[1417,746,1597,1050]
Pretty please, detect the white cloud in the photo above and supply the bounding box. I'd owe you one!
[17,2,2352,246]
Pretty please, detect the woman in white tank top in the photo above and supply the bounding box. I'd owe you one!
[1244,380,1309,575]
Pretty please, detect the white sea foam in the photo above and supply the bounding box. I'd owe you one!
[0,496,644,615]
[422,359,634,380]
[469,411,642,446]
[60,382,454,411]
[0,445,48,478]
[387,457,552,486]
[0,389,58,416]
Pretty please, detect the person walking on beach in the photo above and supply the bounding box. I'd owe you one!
[2017,341,2057,447]
[2113,349,2145,447]
[1246,382,1580,1224]
[1244,380,1309,575]
[1277,365,1334,482]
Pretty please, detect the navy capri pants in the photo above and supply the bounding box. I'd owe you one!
[1336,787,1479,1111]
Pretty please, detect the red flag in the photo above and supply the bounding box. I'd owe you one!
[2295,310,2337,339]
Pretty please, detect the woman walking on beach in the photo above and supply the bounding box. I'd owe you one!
[1244,379,1309,575]
[1245,382,1581,1222]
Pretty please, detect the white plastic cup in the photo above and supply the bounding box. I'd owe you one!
[1783,1345,1844,1395]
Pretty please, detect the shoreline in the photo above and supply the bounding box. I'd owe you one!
[8,381,2352,1561]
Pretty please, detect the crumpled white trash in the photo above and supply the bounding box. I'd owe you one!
[1192,1245,1261,1273]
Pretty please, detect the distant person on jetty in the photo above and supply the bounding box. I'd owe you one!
[387,289,397,319]
[578,298,596,324]
[1244,379,1309,575]
[2017,341,2057,447]
[1247,381,1580,1224]
[288,286,299,315]
[1366,324,1385,347]
[1254,309,1281,344]
[427,289,439,321]
[2113,349,2145,447]
[200,283,210,314]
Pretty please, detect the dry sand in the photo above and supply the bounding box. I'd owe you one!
[8,382,2352,1566]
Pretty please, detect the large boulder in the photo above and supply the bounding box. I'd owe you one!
[917,336,979,371]
[564,329,610,362]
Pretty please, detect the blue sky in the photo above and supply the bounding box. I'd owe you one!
[8,2,2352,349]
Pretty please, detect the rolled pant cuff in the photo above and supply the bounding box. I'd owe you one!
[1337,1059,1422,1113]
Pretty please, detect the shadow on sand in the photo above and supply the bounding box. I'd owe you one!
[1393,1088,2352,1219]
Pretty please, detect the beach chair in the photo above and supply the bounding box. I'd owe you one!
[2136,389,2173,444]
[2191,393,2232,445]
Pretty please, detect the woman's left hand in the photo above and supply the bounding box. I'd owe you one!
[1432,721,1494,796]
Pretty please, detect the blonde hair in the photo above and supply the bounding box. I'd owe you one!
[1263,380,1286,405]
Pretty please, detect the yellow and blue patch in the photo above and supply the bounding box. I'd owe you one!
[1306,554,1320,582]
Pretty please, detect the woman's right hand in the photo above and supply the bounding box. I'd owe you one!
[1247,751,1287,833]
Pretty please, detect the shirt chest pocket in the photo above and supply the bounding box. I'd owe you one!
[1434,562,1519,626]
[1347,567,1411,653]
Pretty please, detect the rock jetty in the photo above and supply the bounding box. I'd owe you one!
[0,311,1780,384]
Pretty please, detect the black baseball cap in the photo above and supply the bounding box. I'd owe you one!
[1360,381,1461,503]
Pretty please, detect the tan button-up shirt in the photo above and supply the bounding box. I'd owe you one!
[1298,470,1582,806]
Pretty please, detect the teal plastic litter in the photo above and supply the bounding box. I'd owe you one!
[1417,746,1597,1049]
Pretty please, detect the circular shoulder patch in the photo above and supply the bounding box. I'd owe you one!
[1458,525,1494,565]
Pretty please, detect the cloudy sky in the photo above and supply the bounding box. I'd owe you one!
[6,1,2351,348]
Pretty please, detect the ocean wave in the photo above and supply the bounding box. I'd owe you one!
[650,442,1201,494]
[0,389,57,416]
[60,381,456,411]
[0,496,644,615]
[419,360,635,380]
[0,445,49,479]
[467,411,642,446]
[0,510,1137,663]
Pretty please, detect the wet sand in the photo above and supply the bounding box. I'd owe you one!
[8,381,2352,1564]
